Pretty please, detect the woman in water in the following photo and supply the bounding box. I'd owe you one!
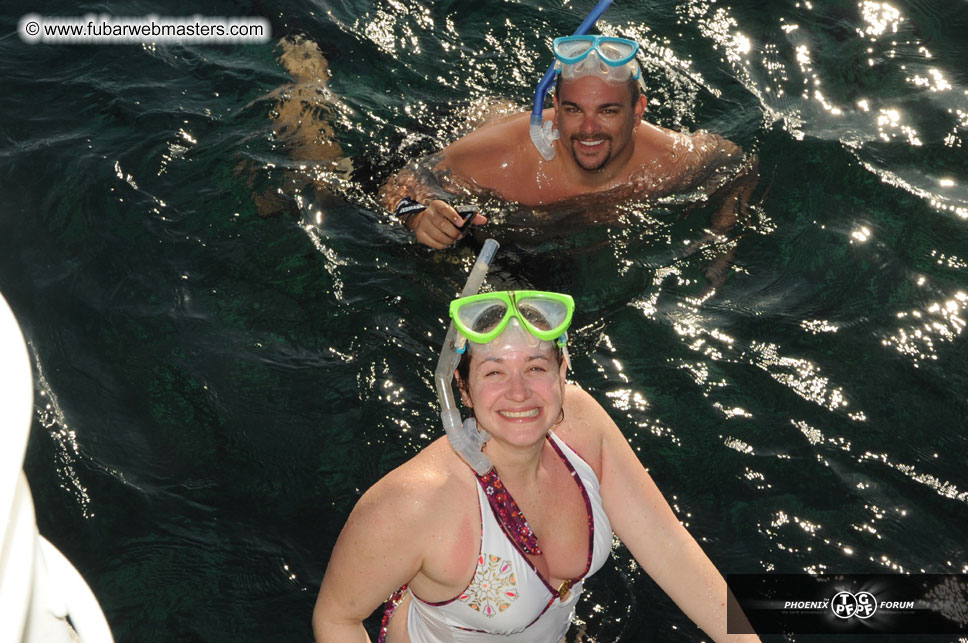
[313,290,758,642]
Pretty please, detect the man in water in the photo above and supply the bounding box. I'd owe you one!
[380,35,757,251]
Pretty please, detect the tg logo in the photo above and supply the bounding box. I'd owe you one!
[831,591,877,619]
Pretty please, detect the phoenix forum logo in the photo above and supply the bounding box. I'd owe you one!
[831,591,878,619]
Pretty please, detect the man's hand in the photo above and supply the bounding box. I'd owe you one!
[409,200,488,250]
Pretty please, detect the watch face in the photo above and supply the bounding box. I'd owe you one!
[455,205,478,231]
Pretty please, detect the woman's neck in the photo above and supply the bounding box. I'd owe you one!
[483,433,549,485]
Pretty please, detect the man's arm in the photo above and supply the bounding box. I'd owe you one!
[378,152,488,250]
[663,129,759,288]
[697,151,759,287]
[708,152,759,233]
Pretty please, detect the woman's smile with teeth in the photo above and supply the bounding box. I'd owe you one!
[499,408,540,419]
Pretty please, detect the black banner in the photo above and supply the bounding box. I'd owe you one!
[727,574,968,634]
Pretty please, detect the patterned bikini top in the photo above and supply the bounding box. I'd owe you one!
[404,431,613,642]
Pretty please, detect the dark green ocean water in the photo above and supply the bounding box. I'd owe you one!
[2,0,967,641]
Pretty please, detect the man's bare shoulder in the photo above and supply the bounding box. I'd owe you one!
[447,111,532,150]
[378,112,539,207]
[441,113,539,168]
[438,112,543,195]
[637,121,683,148]
[635,123,735,161]
[632,123,746,197]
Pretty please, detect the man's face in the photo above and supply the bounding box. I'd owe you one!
[554,76,644,172]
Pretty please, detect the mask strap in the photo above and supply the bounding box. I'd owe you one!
[557,332,572,371]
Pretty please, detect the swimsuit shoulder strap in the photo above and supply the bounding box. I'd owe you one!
[475,467,543,555]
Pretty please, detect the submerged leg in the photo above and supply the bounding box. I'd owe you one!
[271,34,345,164]
[250,35,350,218]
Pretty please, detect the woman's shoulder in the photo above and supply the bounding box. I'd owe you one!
[360,437,477,526]
[555,382,610,477]
[562,381,609,426]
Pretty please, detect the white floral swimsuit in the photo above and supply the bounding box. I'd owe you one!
[382,431,612,642]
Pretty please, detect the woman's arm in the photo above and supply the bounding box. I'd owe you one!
[573,387,760,642]
[312,472,428,642]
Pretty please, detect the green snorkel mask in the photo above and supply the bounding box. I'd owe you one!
[451,290,573,347]
[435,245,575,474]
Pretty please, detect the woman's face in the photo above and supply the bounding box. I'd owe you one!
[459,343,567,447]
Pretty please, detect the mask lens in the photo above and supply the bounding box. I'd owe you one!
[598,40,636,63]
[457,299,509,336]
[515,297,569,334]
[555,37,594,61]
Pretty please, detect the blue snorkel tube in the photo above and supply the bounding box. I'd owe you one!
[529,0,614,160]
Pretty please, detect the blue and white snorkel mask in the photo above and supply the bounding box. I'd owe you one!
[530,34,643,160]
[553,35,642,84]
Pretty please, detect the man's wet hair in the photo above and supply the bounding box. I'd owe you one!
[553,74,641,107]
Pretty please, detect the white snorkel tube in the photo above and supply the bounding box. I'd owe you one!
[434,238,500,475]
[529,0,614,160]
